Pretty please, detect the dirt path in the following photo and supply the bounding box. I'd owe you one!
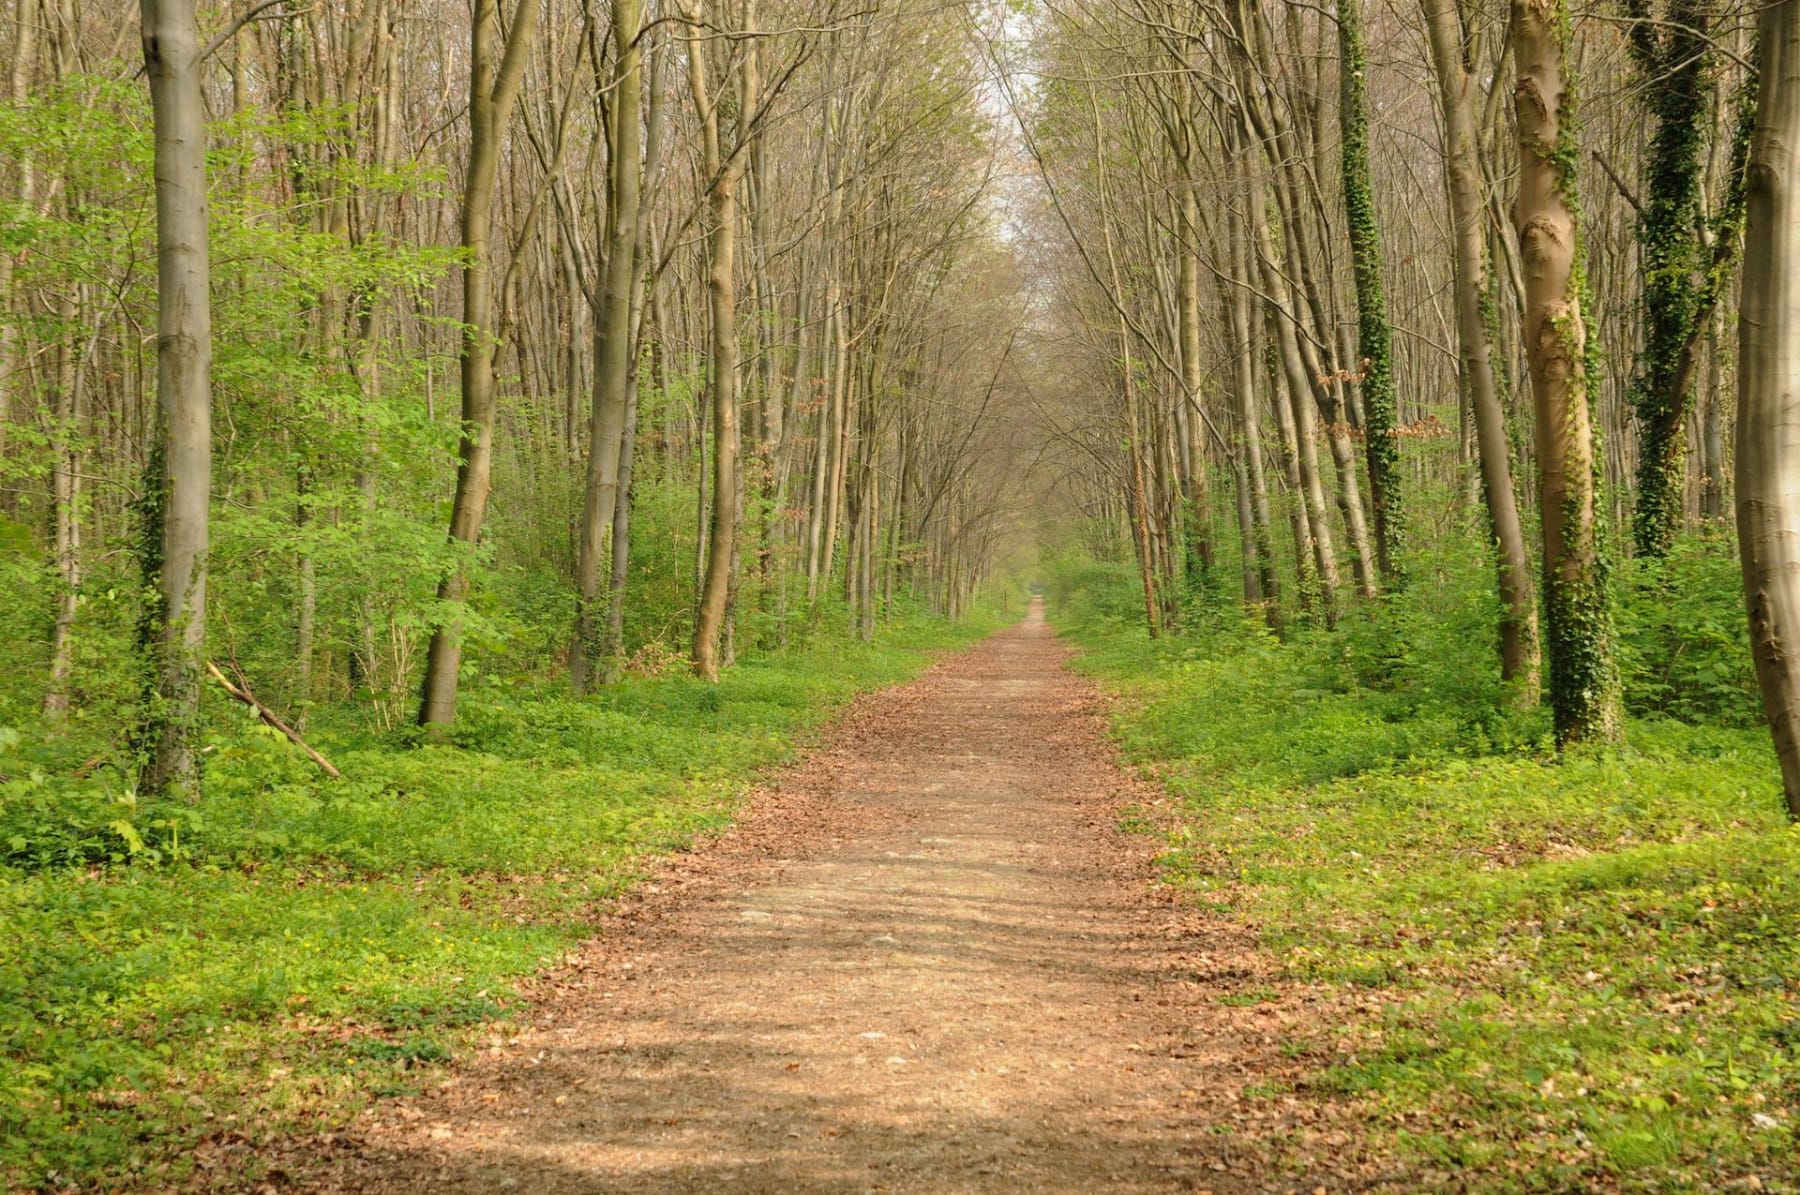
[293,602,1355,1193]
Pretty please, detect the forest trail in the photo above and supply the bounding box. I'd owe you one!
[294,602,1323,1194]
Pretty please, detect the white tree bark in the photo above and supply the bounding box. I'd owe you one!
[1737,0,1800,819]
[138,0,213,799]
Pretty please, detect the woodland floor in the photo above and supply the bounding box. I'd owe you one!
[268,602,1388,1194]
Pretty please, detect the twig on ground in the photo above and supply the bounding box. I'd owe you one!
[205,660,342,780]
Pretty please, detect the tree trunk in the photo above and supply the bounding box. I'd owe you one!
[1337,0,1404,584]
[1251,187,1338,622]
[1177,182,1213,588]
[1737,0,1800,819]
[572,0,644,694]
[1701,303,1727,518]
[44,288,85,720]
[0,0,39,471]
[137,0,213,800]
[1422,0,1540,692]
[821,295,852,596]
[688,1,747,681]
[601,361,642,685]
[418,0,540,727]
[1512,0,1623,744]
[1225,174,1280,619]
[1628,0,1717,558]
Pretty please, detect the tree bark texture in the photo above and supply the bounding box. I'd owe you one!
[418,0,540,727]
[1737,0,1800,820]
[138,0,214,799]
[572,0,645,694]
[1337,0,1404,585]
[1628,0,1718,558]
[1422,0,1540,691]
[688,0,747,681]
[1511,0,1623,744]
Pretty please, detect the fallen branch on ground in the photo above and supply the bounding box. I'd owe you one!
[205,660,342,780]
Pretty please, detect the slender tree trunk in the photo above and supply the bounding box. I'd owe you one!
[688,1,747,681]
[572,0,644,694]
[137,0,214,799]
[1226,177,1280,619]
[1512,0,1623,744]
[295,469,315,729]
[418,0,540,727]
[1422,0,1540,691]
[1338,0,1403,584]
[805,301,835,600]
[1701,303,1727,518]
[1251,187,1338,622]
[1737,0,1800,819]
[0,0,39,469]
[821,302,851,595]
[1628,0,1718,557]
[601,360,642,684]
[860,463,878,641]
[599,32,665,684]
[1177,181,1213,588]
[45,289,84,720]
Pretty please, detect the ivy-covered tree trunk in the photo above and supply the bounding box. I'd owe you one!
[1736,0,1800,820]
[1627,0,1718,558]
[1422,0,1540,691]
[137,0,213,799]
[1337,0,1403,586]
[1511,0,1623,745]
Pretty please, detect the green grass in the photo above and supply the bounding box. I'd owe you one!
[0,606,1004,1190]
[1051,574,1800,1191]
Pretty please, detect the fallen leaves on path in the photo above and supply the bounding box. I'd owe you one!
[253,605,1411,1193]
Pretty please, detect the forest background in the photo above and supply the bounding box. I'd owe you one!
[1,0,1798,1188]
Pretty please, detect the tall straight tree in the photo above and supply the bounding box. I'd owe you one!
[1421,0,1539,689]
[572,0,646,695]
[1336,0,1402,584]
[686,0,749,681]
[1511,0,1622,744]
[137,0,213,799]
[1737,0,1800,820]
[1626,0,1719,557]
[418,0,541,728]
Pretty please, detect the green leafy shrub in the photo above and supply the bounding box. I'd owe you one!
[1050,549,1799,1188]
[1616,532,1760,727]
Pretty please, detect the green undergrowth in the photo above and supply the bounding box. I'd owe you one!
[1050,557,1799,1191]
[0,605,1005,1190]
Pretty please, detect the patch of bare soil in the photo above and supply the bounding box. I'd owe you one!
[279,601,1390,1193]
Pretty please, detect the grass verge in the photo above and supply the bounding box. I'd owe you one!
[1051,576,1799,1191]
[0,607,1004,1190]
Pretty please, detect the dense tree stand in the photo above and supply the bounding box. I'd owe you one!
[9,2,1800,1188]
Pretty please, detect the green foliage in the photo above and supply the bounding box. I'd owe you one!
[1616,531,1759,727]
[1052,558,1799,1188]
[0,609,997,1189]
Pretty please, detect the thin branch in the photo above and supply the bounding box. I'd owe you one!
[206,661,342,780]
[198,1,311,64]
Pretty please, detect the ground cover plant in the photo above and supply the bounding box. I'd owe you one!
[0,603,1003,1190]
[17,0,1800,1189]
[1049,553,1800,1190]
